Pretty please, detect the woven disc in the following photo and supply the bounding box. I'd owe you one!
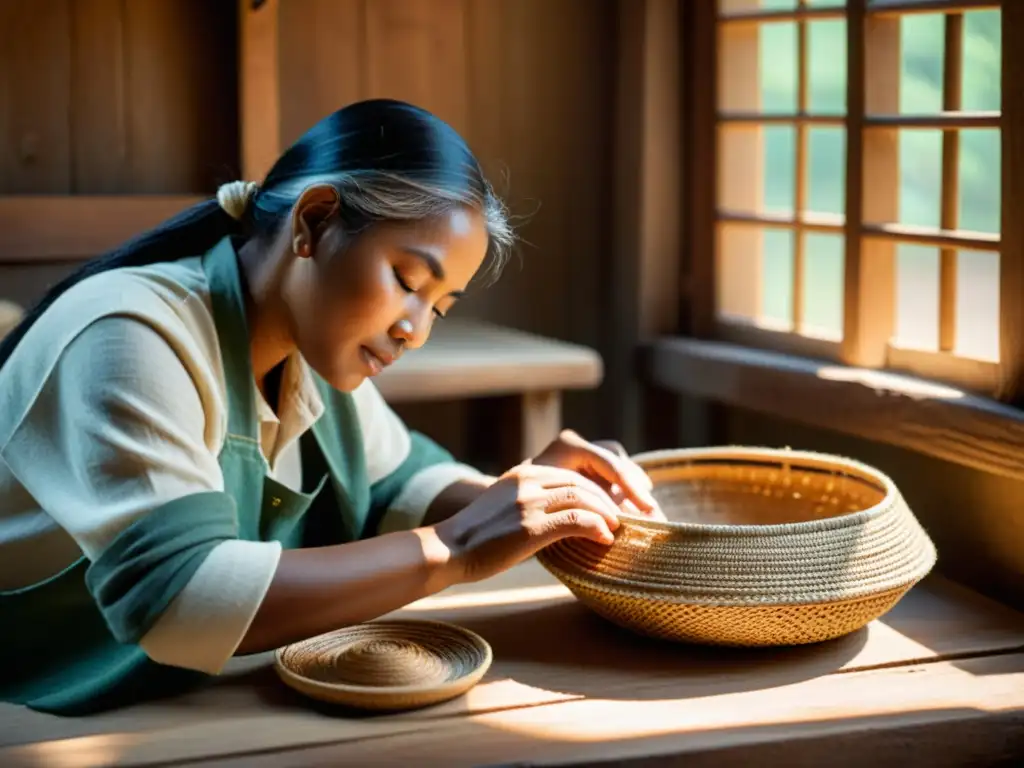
[537,446,937,647]
[274,620,492,711]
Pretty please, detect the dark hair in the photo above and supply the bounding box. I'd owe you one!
[0,98,513,366]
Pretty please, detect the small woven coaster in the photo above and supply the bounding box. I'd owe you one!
[274,619,493,711]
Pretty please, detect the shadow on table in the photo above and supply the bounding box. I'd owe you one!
[398,595,870,703]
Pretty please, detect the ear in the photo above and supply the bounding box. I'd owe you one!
[291,184,341,258]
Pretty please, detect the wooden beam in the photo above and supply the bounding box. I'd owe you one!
[646,336,1024,483]
[999,0,1024,403]
[607,0,682,450]
[841,2,899,369]
[0,194,203,262]
[938,13,964,353]
[239,0,280,181]
[718,112,999,128]
[685,0,717,339]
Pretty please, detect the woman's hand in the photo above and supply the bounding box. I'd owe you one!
[434,431,665,584]
[532,431,666,522]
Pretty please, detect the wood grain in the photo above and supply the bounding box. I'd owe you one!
[0,195,203,262]
[999,0,1024,402]
[647,336,1024,481]
[0,0,72,194]
[220,654,1024,767]
[240,0,281,181]
[277,0,363,148]
[373,319,603,402]
[608,0,682,451]
[4,559,1022,766]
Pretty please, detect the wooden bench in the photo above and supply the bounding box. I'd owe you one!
[374,319,604,461]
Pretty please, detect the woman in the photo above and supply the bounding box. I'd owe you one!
[0,99,660,715]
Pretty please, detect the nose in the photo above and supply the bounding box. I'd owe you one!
[390,305,432,349]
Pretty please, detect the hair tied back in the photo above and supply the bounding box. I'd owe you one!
[216,180,259,221]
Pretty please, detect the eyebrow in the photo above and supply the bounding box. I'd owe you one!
[402,246,466,298]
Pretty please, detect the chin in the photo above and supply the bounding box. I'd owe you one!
[328,371,367,393]
[301,352,366,393]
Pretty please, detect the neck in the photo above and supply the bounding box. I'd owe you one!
[237,237,297,390]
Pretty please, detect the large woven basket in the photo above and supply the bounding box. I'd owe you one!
[274,619,492,711]
[536,446,937,647]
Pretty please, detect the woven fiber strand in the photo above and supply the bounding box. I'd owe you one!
[536,446,937,647]
[274,620,492,711]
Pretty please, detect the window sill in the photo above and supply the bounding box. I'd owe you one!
[643,336,1024,482]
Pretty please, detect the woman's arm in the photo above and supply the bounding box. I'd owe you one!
[235,525,459,654]
[420,476,493,526]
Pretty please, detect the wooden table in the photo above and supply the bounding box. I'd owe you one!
[3,560,1024,767]
[373,319,604,461]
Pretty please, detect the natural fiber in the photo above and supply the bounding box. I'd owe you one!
[274,620,492,711]
[537,446,937,647]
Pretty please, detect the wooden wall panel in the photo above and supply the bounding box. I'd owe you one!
[119,0,238,193]
[71,0,131,193]
[365,0,469,136]
[0,0,73,193]
[278,0,364,149]
[0,0,237,195]
[271,0,617,434]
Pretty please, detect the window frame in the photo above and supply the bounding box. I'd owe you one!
[685,0,1022,401]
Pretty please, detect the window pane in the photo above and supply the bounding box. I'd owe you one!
[899,129,942,228]
[962,10,1001,112]
[806,0,844,6]
[899,14,944,115]
[806,127,845,216]
[760,22,797,114]
[895,245,939,351]
[718,126,795,216]
[808,20,846,114]
[717,225,766,323]
[762,230,795,328]
[958,129,1000,235]
[956,250,999,362]
[801,234,844,339]
[764,126,796,213]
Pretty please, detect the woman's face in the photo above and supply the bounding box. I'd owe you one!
[283,192,490,392]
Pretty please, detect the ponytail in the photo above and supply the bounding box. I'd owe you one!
[0,198,238,368]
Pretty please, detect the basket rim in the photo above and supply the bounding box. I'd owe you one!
[273,619,493,697]
[625,445,900,536]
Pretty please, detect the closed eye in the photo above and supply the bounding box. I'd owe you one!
[392,267,413,293]
[394,267,447,319]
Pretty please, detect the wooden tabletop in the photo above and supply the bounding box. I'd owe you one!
[4,560,1024,767]
[372,319,604,402]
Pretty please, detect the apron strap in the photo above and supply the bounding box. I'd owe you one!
[202,237,259,441]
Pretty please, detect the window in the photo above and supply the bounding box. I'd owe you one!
[707,0,1014,398]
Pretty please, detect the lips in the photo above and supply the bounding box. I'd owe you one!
[360,346,396,376]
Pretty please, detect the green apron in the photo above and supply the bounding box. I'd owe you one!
[0,238,374,714]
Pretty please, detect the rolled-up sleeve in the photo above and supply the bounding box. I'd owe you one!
[350,380,490,535]
[0,316,280,675]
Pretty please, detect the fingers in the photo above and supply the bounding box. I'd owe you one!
[540,508,615,546]
[523,465,622,528]
[543,479,621,532]
[558,431,658,513]
[592,439,628,457]
[618,496,669,522]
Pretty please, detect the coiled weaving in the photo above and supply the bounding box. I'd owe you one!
[537,446,937,646]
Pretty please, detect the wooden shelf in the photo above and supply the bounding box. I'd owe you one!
[644,336,1024,482]
[0,195,203,262]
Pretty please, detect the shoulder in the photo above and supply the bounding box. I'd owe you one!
[0,259,229,451]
